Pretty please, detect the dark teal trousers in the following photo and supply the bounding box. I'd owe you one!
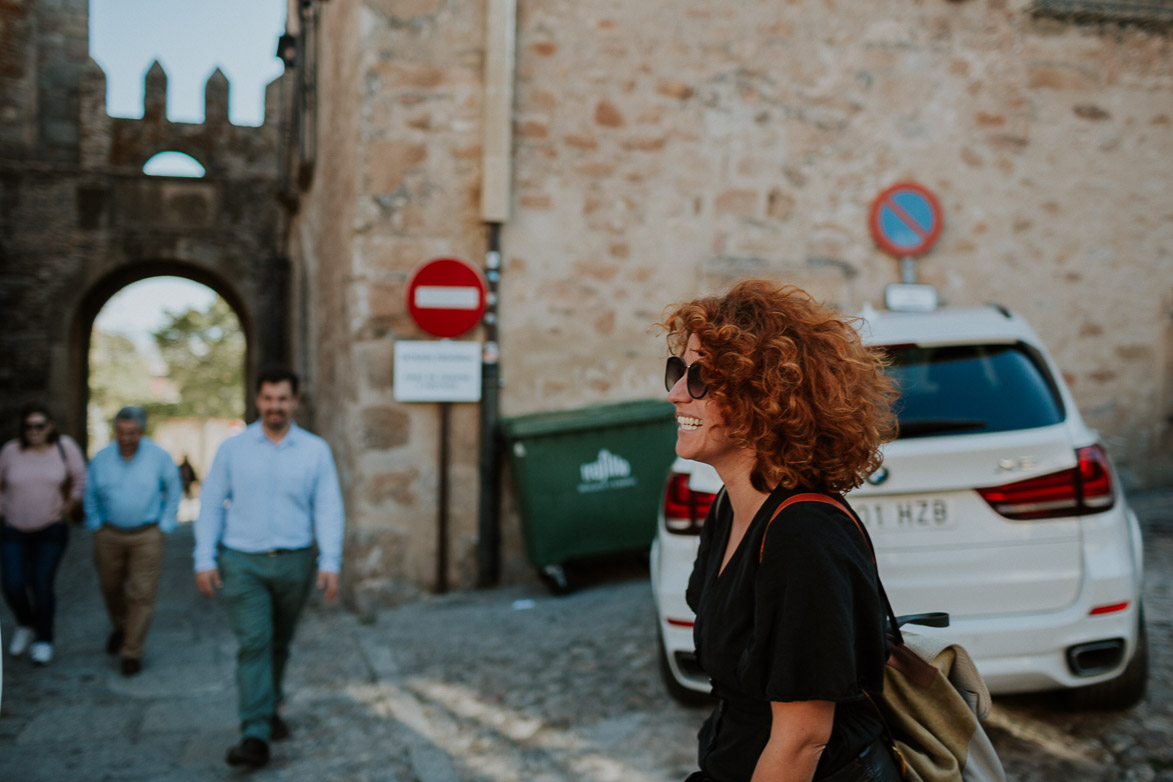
[218,546,316,740]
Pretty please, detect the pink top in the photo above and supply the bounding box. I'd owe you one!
[0,436,87,531]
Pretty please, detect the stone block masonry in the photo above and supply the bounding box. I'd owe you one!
[291,0,1173,598]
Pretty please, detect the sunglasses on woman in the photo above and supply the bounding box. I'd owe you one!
[665,356,709,399]
[23,421,48,431]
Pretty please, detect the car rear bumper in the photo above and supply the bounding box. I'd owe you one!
[651,534,709,693]
[658,597,1142,696]
[660,621,709,692]
[652,520,1142,697]
[926,599,1141,693]
[918,502,1143,693]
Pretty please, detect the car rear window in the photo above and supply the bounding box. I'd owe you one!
[884,343,1065,439]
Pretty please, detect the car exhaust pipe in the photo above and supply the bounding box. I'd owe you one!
[1066,639,1125,677]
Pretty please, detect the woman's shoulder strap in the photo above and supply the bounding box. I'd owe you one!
[759,492,874,563]
[713,485,729,516]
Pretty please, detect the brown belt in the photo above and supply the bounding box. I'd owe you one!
[102,522,159,534]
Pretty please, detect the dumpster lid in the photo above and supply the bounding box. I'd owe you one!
[501,399,675,439]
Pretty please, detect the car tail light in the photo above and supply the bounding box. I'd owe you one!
[1077,445,1116,511]
[663,472,715,534]
[978,445,1116,520]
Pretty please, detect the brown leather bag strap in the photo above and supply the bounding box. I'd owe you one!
[760,492,874,563]
[56,440,73,499]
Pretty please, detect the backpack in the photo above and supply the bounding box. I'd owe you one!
[762,493,1007,782]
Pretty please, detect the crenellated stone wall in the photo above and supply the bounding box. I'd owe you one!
[0,1,288,449]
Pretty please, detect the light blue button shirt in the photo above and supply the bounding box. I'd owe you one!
[193,422,345,574]
[84,438,182,533]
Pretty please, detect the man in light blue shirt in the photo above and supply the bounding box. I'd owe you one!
[193,367,344,769]
[84,406,181,677]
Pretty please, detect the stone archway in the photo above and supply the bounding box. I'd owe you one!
[0,164,291,448]
[74,263,256,452]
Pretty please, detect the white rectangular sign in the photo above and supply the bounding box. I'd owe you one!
[394,341,483,402]
[414,286,481,310]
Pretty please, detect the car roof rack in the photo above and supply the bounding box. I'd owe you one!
[986,302,1013,319]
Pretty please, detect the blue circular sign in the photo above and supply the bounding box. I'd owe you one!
[870,182,943,257]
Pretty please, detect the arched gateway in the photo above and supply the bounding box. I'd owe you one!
[0,5,293,447]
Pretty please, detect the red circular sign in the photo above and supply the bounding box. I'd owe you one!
[405,257,487,338]
[869,181,943,258]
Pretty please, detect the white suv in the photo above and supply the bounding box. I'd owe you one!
[650,303,1147,709]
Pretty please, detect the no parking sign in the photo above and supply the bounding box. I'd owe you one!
[869,182,942,258]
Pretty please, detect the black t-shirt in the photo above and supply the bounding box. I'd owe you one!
[686,484,888,781]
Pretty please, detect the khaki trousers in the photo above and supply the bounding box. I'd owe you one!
[93,525,165,660]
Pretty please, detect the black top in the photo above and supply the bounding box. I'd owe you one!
[686,484,888,781]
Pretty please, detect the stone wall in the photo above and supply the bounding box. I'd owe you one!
[0,0,38,156]
[501,0,1173,490]
[297,0,1172,596]
[0,0,288,449]
[292,0,493,602]
[501,1,1172,443]
[0,0,89,161]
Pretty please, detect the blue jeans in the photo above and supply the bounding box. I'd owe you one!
[0,520,70,643]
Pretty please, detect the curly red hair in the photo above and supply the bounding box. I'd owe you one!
[659,280,896,493]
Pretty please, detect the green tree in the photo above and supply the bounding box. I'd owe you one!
[88,329,154,430]
[152,297,245,418]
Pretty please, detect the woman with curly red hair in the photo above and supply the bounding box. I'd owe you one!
[661,280,901,782]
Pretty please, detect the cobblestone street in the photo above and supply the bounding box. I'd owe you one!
[1,491,1171,781]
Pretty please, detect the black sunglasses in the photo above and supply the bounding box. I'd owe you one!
[665,356,709,399]
[23,421,48,431]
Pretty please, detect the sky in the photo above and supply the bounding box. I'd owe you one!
[89,1,285,339]
[89,0,287,127]
[96,278,218,341]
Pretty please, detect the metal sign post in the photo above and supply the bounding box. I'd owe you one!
[400,258,488,593]
[437,400,450,593]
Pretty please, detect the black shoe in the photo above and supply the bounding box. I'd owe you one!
[226,737,270,768]
[105,629,124,656]
[120,657,141,677]
[270,714,290,741]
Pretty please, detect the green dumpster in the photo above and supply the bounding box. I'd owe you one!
[501,399,678,590]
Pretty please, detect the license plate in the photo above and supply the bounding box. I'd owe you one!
[854,497,955,531]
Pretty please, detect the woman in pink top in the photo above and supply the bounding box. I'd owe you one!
[0,403,86,666]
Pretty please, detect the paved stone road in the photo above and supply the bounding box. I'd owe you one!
[1,491,1171,781]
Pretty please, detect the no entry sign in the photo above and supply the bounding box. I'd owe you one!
[869,182,942,258]
[406,257,487,338]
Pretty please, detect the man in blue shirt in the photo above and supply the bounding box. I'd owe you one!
[193,367,345,769]
[84,406,182,677]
